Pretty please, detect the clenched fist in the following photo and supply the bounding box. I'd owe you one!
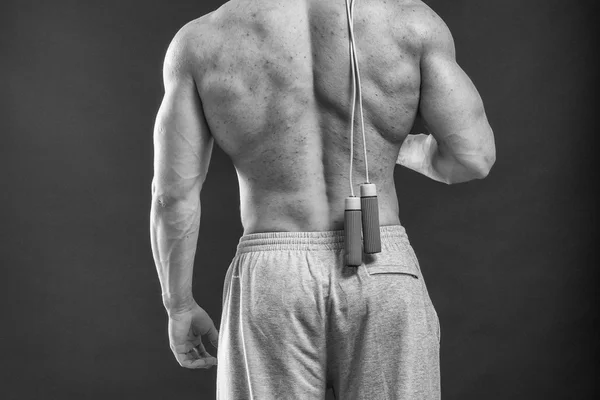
[168,301,219,369]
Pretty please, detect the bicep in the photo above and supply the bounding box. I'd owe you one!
[152,66,214,202]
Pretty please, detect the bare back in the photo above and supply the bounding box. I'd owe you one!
[194,0,430,234]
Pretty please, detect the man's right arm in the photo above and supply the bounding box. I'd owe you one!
[397,9,496,184]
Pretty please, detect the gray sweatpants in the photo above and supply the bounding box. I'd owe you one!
[216,225,441,399]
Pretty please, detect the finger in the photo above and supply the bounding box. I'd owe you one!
[173,347,211,368]
[191,319,219,350]
[191,346,211,360]
[178,356,218,369]
[190,326,218,351]
[171,342,195,355]
[171,343,204,364]
[190,336,205,349]
[191,341,212,358]
[188,346,201,360]
[207,326,219,350]
[186,343,215,361]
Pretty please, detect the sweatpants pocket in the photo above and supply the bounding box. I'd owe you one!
[365,264,419,279]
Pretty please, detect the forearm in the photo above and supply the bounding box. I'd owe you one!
[150,196,201,315]
[397,134,488,184]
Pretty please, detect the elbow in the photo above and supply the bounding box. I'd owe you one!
[471,147,496,179]
[151,191,200,213]
[151,179,202,211]
[475,127,497,179]
[446,148,496,184]
[153,193,177,209]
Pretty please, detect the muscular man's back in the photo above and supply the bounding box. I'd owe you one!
[152,0,494,388]
[189,0,471,234]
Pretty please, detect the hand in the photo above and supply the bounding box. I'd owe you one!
[168,301,219,369]
[397,134,435,167]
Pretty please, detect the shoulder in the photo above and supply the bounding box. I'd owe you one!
[401,1,455,56]
[162,13,215,80]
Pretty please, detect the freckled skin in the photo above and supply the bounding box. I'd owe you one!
[193,0,431,234]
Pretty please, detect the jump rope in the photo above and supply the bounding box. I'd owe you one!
[221,3,381,394]
[344,0,382,266]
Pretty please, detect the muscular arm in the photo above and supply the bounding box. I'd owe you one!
[150,27,214,315]
[398,10,496,184]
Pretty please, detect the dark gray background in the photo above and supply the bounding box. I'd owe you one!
[1,0,597,399]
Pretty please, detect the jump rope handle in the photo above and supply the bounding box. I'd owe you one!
[360,183,381,254]
[344,197,363,266]
[344,188,381,267]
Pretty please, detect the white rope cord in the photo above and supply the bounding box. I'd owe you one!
[345,0,370,198]
[345,0,357,197]
[350,0,370,185]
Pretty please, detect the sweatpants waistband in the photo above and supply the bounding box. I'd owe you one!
[235,225,409,254]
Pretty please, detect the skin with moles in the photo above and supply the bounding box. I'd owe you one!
[151,0,495,312]
[199,0,417,234]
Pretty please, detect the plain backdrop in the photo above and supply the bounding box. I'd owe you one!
[1,0,597,399]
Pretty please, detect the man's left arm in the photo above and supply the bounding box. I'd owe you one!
[150,25,218,369]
